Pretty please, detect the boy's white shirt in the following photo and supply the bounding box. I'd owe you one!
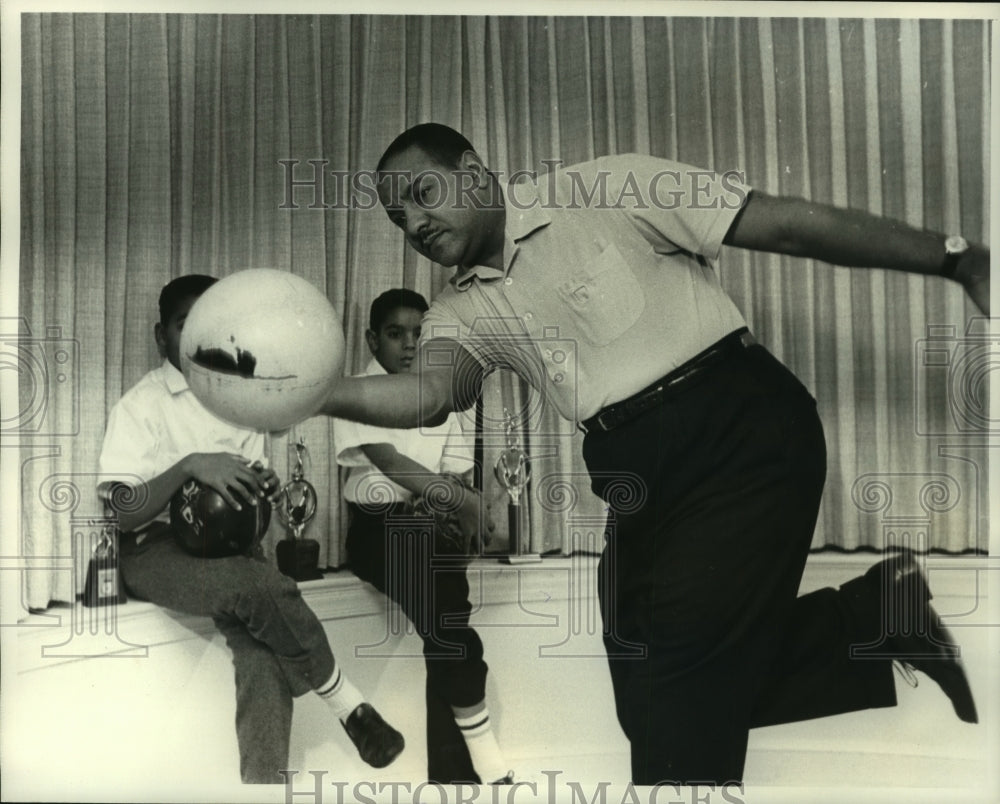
[334,358,475,504]
[97,359,268,526]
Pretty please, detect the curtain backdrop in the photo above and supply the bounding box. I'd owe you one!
[16,14,990,609]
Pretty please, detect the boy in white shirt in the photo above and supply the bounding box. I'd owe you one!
[334,289,511,784]
[98,274,404,783]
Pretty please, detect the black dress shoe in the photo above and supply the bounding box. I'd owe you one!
[866,550,978,723]
[342,703,405,768]
[491,771,515,784]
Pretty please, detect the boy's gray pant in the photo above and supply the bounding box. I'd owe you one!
[119,523,335,784]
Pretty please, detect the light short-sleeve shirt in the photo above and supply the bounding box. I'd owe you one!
[420,154,750,423]
[97,360,267,527]
[333,358,475,504]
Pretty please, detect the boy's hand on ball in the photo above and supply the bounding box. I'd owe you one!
[250,461,282,500]
[184,453,270,510]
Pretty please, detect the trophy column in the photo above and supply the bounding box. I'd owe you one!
[494,411,541,564]
[275,438,324,582]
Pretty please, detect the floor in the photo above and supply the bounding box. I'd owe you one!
[2,554,997,804]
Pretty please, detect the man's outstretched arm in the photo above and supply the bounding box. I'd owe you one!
[320,337,485,428]
[723,191,990,314]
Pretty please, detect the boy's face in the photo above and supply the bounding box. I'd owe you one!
[377,145,503,269]
[365,306,423,375]
[155,293,200,372]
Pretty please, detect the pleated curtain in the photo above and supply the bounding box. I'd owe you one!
[16,14,989,610]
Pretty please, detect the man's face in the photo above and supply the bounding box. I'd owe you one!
[155,294,199,372]
[377,145,501,269]
[366,306,423,375]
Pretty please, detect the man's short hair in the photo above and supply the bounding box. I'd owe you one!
[158,274,217,323]
[369,288,430,332]
[376,123,476,173]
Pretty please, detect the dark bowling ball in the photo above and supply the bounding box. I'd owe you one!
[170,479,272,558]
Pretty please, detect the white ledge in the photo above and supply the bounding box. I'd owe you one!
[12,552,990,676]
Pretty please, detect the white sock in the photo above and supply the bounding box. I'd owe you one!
[454,704,509,783]
[316,666,365,722]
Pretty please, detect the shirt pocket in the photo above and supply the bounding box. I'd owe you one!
[556,243,645,346]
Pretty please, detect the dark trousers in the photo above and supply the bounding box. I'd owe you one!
[584,344,896,785]
[347,502,488,784]
[119,524,335,784]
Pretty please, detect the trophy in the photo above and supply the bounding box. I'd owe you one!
[275,438,324,581]
[494,409,540,564]
[82,524,127,607]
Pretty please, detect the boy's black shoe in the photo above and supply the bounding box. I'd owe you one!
[492,772,515,784]
[342,703,405,768]
[866,550,978,724]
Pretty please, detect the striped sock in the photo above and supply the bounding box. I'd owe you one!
[453,703,509,784]
[315,666,365,722]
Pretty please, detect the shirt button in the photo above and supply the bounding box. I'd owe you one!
[504,277,513,286]
[524,312,533,321]
[553,373,565,383]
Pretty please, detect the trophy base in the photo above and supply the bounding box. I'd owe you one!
[276,539,324,582]
[82,558,127,607]
[501,553,542,565]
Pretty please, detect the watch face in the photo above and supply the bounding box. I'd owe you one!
[945,235,969,254]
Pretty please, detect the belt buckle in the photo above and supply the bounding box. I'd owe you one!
[594,409,618,432]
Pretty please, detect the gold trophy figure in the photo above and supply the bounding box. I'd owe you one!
[275,438,324,581]
[494,410,540,564]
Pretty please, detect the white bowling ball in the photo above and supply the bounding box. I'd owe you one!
[180,269,344,431]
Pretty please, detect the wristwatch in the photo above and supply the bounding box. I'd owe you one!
[941,235,970,279]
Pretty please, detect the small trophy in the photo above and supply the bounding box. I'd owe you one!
[275,438,324,581]
[82,524,127,607]
[494,409,540,564]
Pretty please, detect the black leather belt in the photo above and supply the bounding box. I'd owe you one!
[581,328,757,433]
